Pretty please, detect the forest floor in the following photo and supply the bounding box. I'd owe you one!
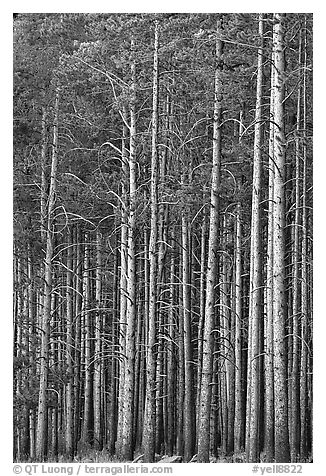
[15,448,313,464]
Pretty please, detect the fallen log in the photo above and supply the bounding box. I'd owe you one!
[158,455,182,463]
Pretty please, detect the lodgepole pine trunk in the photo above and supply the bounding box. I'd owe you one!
[121,37,137,461]
[246,14,264,463]
[290,29,302,462]
[73,225,83,449]
[65,227,74,458]
[272,13,290,462]
[116,105,129,456]
[300,21,309,458]
[177,257,185,456]
[36,90,59,461]
[167,227,176,456]
[182,210,195,462]
[265,43,275,462]
[234,201,243,453]
[143,20,159,463]
[197,18,222,463]
[196,205,206,446]
[93,230,103,450]
[80,234,92,446]
[40,106,47,244]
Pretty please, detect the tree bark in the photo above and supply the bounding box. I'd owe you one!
[182,211,195,461]
[272,13,290,462]
[197,18,222,463]
[234,203,243,453]
[93,230,103,449]
[65,227,74,458]
[246,14,264,463]
[143,20,159,462]
[36,90,59,461]
[80,234,92,446]
[265,43,275,462]
[290,29,302,462]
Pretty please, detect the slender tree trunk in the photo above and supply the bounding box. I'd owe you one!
[197,18,222,463]
[40,106,47,244]
[167,228,176,456]
[300,22,309,459]
[65,227,74,458]
[264,42,276,462]
[234,203,243,454]
[246,14,264,463]
[272,14,290,462]
[36,90,59,461]
[196,207,206,443]
[142,20,159,463]
[93,230,103,449]
[116,107,129,456]
[73,225,83,450]
[177,257,185,456]
[290,30,302,462]
[80,234,92,446]
[121,37,137,461]
[182,211,195,461]
[108,235,119,454]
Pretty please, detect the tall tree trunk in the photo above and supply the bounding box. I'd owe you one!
[121,37,137,461]
[36,90,59,461]
[265,42,276,463]
[108,235,120,454]
[197,18,222,463]
[40,106,47,244]
[65,227,74,458]
[300,21,309,459]
[290,29,302,462]
[143,20,159,462]
[80,234,92,446]
[196,206,206,443]
[246,14,264,462]
[272,13,290,462]
[93,230,103,449]
[182,211,195,461]
[73,225,83,450]
[177,257,185,456]
[116,106,129,456]
[167,227,176,456]
[234,203,243,453]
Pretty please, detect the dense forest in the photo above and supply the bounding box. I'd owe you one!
[13,13,313,464]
